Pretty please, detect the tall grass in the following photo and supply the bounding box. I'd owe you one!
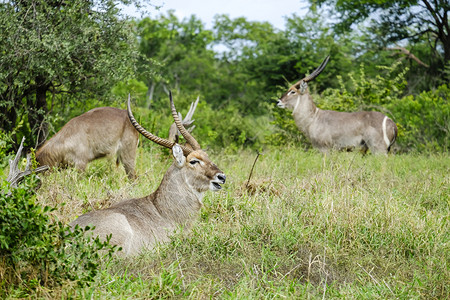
[29,146,450,298]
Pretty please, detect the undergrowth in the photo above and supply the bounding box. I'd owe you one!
[2,146,449,298]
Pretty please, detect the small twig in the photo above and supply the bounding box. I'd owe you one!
[245,151,262,189]
[357,262,380,285]
[346,151,359,180]
[175,252,186,290]
[280,262,302,280]
[281,75,292,86]
[382,279,395,296]
[322,273,328,300]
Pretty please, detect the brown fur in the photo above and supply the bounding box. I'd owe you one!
[71,148,225,256]
[36,107,139,179]
[70,95,226,256]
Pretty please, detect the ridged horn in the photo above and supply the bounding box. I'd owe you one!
[127,94,193,156]
[303,55,330,82]
[169,91,201,150]
[292,56,330,89]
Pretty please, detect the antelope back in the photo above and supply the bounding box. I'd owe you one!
[36,107,139,179]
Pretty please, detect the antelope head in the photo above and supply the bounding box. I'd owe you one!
[277,56,330,111]
[127,92,226,193]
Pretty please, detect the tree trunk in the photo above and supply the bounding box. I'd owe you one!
[443,35,450,64]
[28,76,49,148]
[0,88,19,150]
[0,99,17,134]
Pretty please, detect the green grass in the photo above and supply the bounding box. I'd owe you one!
[15,147,450,298]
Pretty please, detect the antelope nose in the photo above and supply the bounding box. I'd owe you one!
[217,173,226,183]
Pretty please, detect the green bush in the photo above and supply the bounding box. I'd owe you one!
[389,84,450,152]
[189,101,271,152]
[0,130,14,170]
[125,91,272,153]
[319,62,407,113]
[0,174,117,297]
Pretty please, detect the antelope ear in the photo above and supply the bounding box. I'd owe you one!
[172,144,186,167]
[299,81,308,94]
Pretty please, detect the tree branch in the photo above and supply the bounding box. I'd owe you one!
[385,46,430,67]
[421,0,442,28]
[6,137,49,193]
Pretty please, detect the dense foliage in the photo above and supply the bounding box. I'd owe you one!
[0,172,117,296]
[1,1,448,153]
[0,0,143,149]
[309,0,450,90]
[393,84,450,151]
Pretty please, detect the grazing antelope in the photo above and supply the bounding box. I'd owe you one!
[277,56,397,154]
[36,107,139,179]
[70,93,226,256]
[36,100,199,179]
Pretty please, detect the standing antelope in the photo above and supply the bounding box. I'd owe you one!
[277,56,397,154]
[36,107,139,179]
[36,100,198,179]
[70,93,226,256]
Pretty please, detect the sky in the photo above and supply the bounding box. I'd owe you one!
[123,0,309,30]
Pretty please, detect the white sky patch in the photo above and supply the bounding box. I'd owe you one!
[122,0,309,30]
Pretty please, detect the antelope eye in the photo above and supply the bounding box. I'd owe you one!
[289,90,296,95]
[189,160,200,165]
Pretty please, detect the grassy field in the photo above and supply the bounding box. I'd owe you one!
[10,146,450,298]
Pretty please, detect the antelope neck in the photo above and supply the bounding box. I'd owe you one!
[292,95,301,115]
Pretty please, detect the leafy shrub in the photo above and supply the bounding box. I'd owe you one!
[126,91,272,153]
[189,100,271,152]
[0,173,117,297]
[0,130,14,170]
[319,62,407,113]
[389,84,449,152]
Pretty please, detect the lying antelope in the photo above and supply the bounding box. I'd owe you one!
[36,100,198,179]
[70,93,226,256]
[277,56,398,154]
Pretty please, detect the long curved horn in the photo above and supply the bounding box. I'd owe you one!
[169,91,201,150]
[127,94,193,156]
[292,56,330,89]
[303,55,330,82]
